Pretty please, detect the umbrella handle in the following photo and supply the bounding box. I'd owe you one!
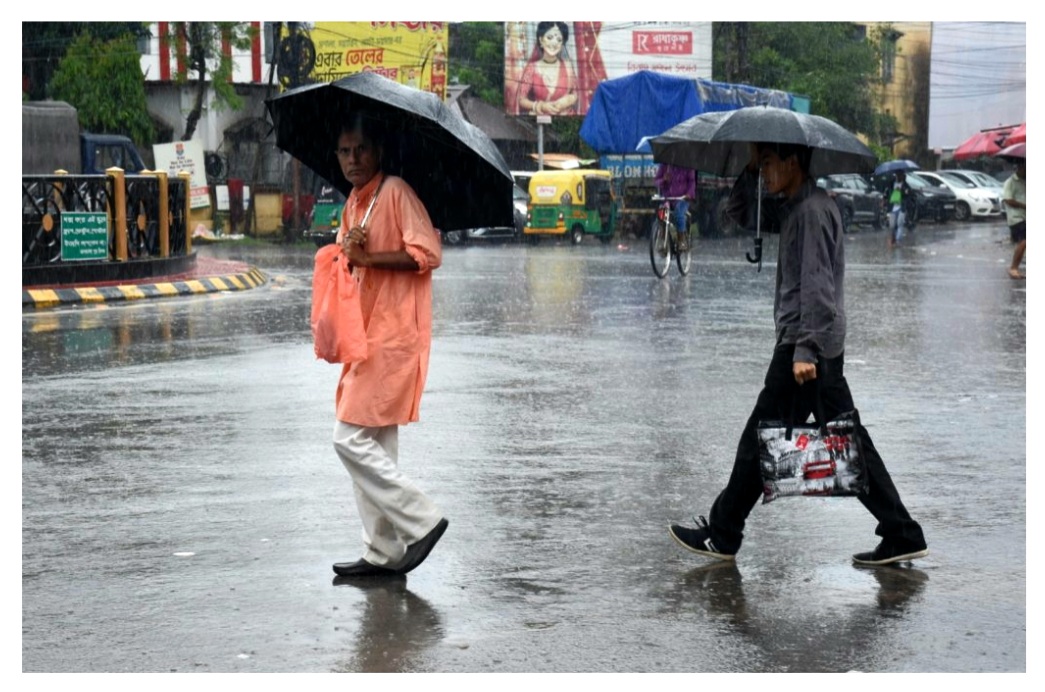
[747,169,764,271]
[746,237,763,270]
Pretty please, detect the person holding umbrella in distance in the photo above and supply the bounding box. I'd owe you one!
[328,112,448,579]
[875,159,919,249]
[661,118,928,566]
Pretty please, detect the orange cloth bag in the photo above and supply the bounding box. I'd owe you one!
[310,244,367,364]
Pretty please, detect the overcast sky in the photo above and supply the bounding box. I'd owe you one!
[928,22,1026,150]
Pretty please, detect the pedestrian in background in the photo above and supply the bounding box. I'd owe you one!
[1003,160,1026,279]
[330,112,449,579]
[885,171,911,249]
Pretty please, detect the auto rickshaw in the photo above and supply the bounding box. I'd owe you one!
[302,182,346,247]
[524,169,617,245]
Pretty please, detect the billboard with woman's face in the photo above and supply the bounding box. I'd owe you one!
[504,21,712,116]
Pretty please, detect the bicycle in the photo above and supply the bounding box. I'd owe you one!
[649,195,692,278]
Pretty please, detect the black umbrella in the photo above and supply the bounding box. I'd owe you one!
[650,106,877,268]
[649,106,877,178]
[874,159,920,176]
[265,72,514,231]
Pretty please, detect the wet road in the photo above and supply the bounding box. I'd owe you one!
[22,219,1026,672]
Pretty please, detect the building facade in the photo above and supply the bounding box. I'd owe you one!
[864,21,932,161]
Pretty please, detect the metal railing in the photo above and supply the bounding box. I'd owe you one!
[22,168,192,267]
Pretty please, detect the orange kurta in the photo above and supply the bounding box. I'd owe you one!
[334,173,442,427]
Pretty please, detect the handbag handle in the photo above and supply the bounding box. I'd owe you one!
[338,178,385,269]
[340,177,385,238]
[785,377,829,440]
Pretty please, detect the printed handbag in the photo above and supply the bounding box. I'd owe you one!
[310,244,367,364]
[758,403,869,504]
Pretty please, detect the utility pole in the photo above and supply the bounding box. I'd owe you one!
[536,115,551,169]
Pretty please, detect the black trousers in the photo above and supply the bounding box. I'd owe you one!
[708,344,926,553]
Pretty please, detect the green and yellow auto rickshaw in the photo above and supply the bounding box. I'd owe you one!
[524,169,617,245]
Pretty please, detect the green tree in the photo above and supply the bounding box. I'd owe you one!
[22,22,149,101]
[168,22,256,141]
[713,22,885,139]
[448,22,504,106]
[50,32,154,146]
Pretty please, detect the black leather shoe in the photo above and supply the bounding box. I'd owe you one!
[332,558,399,578]
[394,518,449,575]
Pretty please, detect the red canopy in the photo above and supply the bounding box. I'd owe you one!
[1002,123,1026,146]
[953,128,1013,160]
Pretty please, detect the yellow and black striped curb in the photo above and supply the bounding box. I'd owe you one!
[22,267,268,310]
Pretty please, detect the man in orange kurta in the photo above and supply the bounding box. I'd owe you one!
[329,114,448,579]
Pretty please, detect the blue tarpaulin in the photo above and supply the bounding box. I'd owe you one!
[580,71,794,155]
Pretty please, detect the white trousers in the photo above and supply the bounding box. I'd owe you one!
[332,421,442,567]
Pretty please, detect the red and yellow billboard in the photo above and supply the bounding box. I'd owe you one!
[505,21,712,116]
[306,22,449,100]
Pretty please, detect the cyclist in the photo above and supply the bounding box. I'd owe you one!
[655,163,696,251]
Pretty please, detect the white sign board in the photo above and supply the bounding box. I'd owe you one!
[153,140,210,209]
[215,185,230,211]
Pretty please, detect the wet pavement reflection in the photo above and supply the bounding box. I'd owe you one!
[22,220,1025,672]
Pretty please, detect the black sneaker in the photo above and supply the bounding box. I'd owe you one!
[852,540,928,566]
[668,516,736,561]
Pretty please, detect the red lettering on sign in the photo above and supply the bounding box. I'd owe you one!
[632,31,693,55]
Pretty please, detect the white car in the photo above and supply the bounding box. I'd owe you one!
[910,171,1003,221]
[938,169,1005,198]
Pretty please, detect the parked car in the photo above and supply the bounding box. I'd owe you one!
[512,183,529,235]
[876,172,957,226]
[939,168,1005,194]
[450,183,529,245]
[511,170,535,194]
[816,173,885,232]
[910,171,1002,221]
[938,169,1006,216]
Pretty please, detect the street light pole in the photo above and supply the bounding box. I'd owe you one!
[537,114,551,170]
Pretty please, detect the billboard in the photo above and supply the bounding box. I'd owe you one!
[505,21,712,116]
[304,22,449,100]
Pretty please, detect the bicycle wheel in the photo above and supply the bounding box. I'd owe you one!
[676,232,692,276]
[649,217,671,278]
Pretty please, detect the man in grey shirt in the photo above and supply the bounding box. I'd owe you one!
[669,142,928,566]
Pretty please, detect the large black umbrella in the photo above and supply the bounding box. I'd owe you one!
[649,106,877,178]
[650,106,877,268]
[266,72,514,231]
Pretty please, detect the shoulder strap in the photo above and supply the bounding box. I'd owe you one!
[359,177,385,229]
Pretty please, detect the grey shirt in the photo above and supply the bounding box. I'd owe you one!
[728,170,846,363]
